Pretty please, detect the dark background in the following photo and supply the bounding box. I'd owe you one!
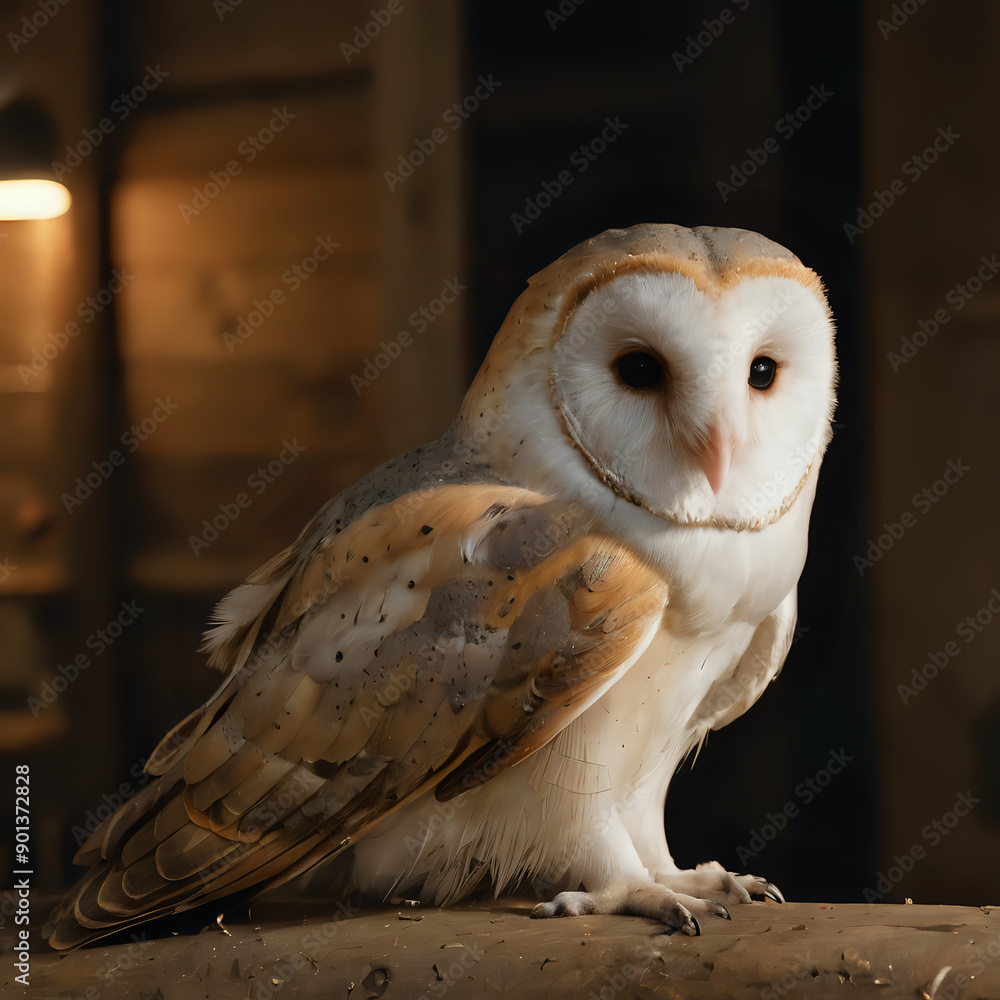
[0,0,995,913]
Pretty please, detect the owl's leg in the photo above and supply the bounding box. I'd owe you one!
[624,806,783,905]
[527,821,730,936]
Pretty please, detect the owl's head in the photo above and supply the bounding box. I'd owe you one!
[461,224,837,532]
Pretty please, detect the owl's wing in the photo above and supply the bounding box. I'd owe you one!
[46,483,668,949]
[694,588,797,734]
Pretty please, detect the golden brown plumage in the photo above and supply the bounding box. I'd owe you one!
[47,488,668,948]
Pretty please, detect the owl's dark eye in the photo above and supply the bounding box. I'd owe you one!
[748,356,778,390]
[614,351,663,390]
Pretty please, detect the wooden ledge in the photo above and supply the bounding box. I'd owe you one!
[6,898,999,998]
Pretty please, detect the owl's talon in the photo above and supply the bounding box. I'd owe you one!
[745,875,784,902]
[656,866,786,908]
[762,881,785,903]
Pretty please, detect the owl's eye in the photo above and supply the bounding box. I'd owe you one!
[748,356,778,390]
[614,351,663,390]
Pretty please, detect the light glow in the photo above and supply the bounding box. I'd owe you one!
[0,179,71,220]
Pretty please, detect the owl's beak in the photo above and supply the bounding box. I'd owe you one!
[696,426,733,495]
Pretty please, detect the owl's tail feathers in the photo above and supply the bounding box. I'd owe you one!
[42,762,339,951]
[42,694,340,951]
[43,708,406,950]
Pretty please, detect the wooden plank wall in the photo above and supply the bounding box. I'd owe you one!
[864,0,1000,903]
[0,0,464,887]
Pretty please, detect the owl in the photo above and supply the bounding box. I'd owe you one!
[45,223,837,950]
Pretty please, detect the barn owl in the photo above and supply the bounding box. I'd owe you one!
[46,223,837,950]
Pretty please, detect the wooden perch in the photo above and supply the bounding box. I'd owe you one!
[8,897,1000,998]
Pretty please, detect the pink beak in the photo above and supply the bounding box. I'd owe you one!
[696,426,733,495]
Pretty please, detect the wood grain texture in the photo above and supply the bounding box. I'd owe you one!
[20,898,1000,999]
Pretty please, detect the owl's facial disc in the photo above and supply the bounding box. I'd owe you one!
[550,269,836,531]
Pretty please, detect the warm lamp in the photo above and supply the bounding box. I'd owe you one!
[0,178,71,220]
[0,99,71,220]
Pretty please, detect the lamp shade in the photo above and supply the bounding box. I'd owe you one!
[0,99,71,219]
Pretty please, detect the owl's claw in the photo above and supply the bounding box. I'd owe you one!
[654,863,785,908]
[741,874,784,903]
[759,879,785,903]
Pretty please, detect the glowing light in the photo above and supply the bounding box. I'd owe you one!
[0,179,71,220]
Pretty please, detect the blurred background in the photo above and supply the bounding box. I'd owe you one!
[0,0,996,910]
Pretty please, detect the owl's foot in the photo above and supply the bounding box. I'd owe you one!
[529,878,732,936]
[656,860,784,905]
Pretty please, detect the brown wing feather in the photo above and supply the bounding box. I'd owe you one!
[45,484,667,950]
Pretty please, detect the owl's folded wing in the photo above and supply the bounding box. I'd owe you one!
[45,483,668,949]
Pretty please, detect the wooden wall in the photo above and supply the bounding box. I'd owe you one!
[864,0,1000,904]
[0,0,464,887]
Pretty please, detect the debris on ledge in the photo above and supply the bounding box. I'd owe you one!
[5,898,999,998]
